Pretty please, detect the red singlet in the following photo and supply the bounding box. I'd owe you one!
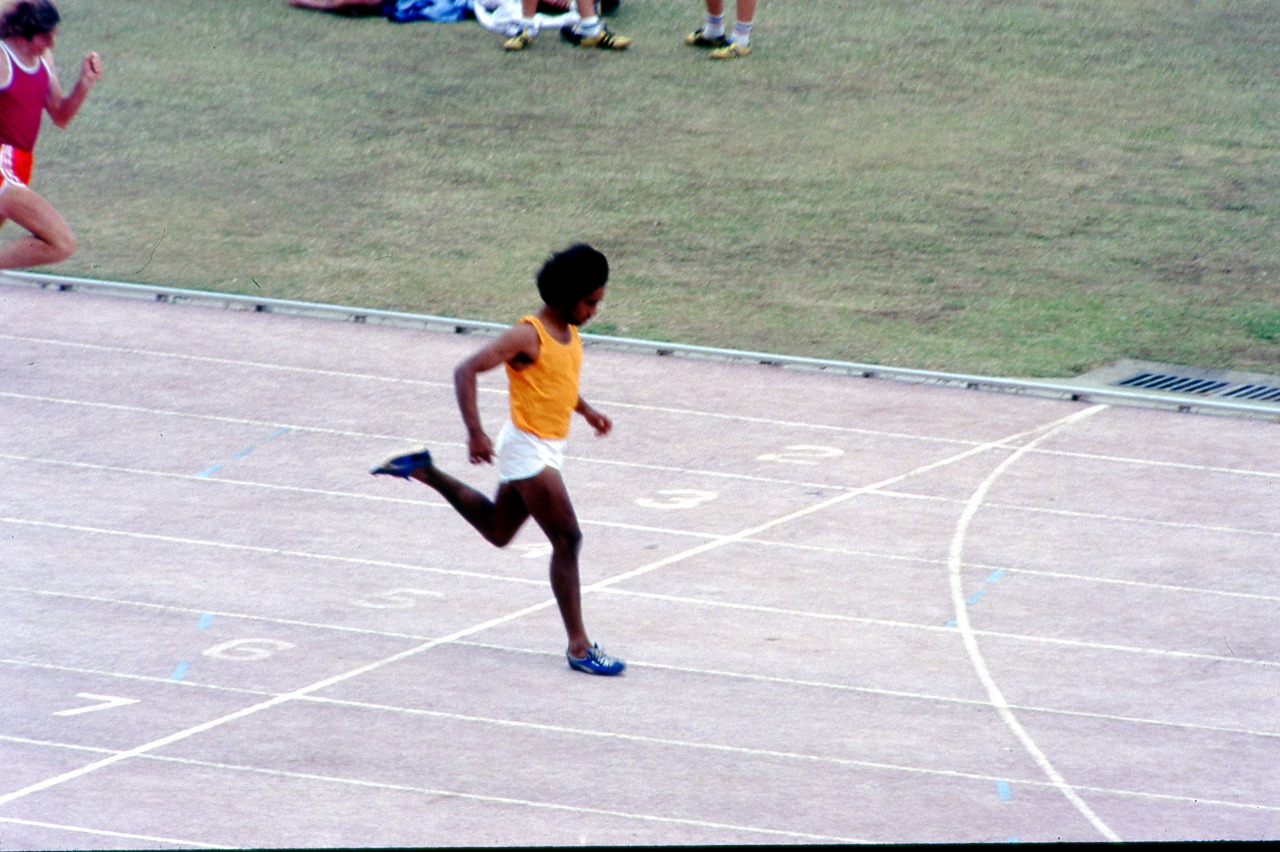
[0,41,50,152]
[0,41,48,190]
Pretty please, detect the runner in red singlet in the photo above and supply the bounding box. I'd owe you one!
[0,1,101,270]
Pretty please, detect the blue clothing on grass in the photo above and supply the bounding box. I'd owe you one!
[382,0,473,23]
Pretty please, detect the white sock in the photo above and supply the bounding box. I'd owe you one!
[703,13,725,38]
[732,20,752,46]
[579,15,601,36]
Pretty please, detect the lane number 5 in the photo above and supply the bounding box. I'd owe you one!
[635,489,718,510]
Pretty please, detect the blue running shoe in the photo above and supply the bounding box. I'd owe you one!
[370,449,433,478]
[567,643,626,676]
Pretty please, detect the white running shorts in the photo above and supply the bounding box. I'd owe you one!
[495,421,566,483]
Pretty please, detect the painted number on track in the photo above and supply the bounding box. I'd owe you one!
[54,694,140,717]
[202,638,296,662]
[352,588,446,609]
[757,445,845,465]
[635,489,718,510]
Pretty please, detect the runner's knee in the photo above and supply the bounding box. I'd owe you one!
[548,525,582,556]
[48,230,75,262]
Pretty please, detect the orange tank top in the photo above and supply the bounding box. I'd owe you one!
[506,315,582,440]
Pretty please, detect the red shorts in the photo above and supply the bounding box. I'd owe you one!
[0,144,34,190]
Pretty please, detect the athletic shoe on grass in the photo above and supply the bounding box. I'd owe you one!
[710,41,750,60]
[567,643,626,675]
[370,449,433,478]
[577,26,630,49]
[504,28,536,50]
[685,28,730,48]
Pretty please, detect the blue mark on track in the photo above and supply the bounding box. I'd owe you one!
[169,661,191,681]
[946,567,1013,625]
[997,780,1012,801]
[197,612,214,630]
[194,427,291,479]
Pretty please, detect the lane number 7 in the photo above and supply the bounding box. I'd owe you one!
[54,694,140,717]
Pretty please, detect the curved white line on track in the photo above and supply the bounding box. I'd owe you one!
[945,403,1120,841]
[0,404,1102,814]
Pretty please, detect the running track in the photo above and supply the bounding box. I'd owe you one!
[2,279,1278,846]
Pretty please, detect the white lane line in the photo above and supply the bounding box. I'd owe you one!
[0,407,1096,810]
[0,333,456,389]
[8,451,1280,602]
[8,435,1280,541]
[11,332,1280,479]
[876,488,1280,539]
[1032,447,1280,480]
[9,705,1278,819]
[0,444,871,495]
[139,755,874,844]
[741,537,1280,604]
[0,332,975,446]
[578,409,1114,595]
[9,654,1280,744]
[946,404,1120,842]
[0,597,568,808]
[0,517,555,583]
[0,742,864,844]
[0,742,868,845]
[9,333,1280,478]
[9,578,1277,669]
[0,817,224,850]
[0,390,412,441]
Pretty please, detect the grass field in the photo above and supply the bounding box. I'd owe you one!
[29,0,1280,377]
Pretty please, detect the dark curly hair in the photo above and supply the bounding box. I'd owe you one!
[535,243,609,310]
[0,1,60,40]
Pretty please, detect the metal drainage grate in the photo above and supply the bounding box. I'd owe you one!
[1116,371,1280,401]
[1116,372,1230,395]
[1221,383,1280,402]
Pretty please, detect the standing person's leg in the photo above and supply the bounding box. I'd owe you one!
[511,466,624,674]
[503,0,542,50]
[0,184,76,269]
[686,0,729,47]
[709,0,754,58]
[572,0,630,49]
[511,467,588,655]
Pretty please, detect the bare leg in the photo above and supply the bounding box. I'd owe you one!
[404,459,595,659]
[0,185,76,270]
[411,466,529,547]
[288,0,382,12]
[510,467,591,658]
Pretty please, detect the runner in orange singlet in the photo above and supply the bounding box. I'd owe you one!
[0,1,102,270]
[372,244,626,676]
